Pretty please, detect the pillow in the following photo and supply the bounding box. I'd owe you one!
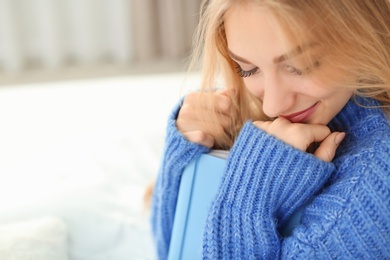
[0,216,68,260]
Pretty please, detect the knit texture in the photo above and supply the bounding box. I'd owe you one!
[151,97,390,259]
[151,100,210,258]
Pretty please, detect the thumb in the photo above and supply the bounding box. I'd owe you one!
[313,132,345,162]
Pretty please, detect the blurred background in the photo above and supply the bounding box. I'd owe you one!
[0,1,203,259]
[0,0,202,84]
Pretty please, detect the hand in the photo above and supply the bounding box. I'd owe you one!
[253,117,345,162]
[176,89,235,148]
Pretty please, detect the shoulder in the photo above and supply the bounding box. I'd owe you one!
[334,108,389,173]
[288,142,389,258]
[316,121,389,240]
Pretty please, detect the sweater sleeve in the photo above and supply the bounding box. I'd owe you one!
[202,122,335,259]
[281,129,390,259]
[151,100,209,259]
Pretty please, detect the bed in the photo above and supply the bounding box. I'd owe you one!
[0,71,200,260]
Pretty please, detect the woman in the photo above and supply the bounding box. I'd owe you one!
[151,0,390,259]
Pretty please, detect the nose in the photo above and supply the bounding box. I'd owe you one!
[261,74,294,118]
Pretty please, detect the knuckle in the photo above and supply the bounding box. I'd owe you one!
[253,121,265,130]
[286,125,302,136]
[185,92,200,104]
[325,149,334,161]
[320,147,334,162]
[176,119,187,133]
[192,130,209,143]
[178,107,191,118]
[217,95,232,112]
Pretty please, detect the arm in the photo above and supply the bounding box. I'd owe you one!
[202,122,335,259]
[202,122,390,259]
[151,100,209,259]
[152,89,236,259]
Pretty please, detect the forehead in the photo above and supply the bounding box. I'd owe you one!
[223,3,297,60]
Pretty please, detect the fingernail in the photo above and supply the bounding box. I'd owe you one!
[335,132,346,145]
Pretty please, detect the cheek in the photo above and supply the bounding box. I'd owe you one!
[243,76,342,101]
[243,78,263,98]
[309,89,353,125]
[245,75,315,99]
[296,80,334,98]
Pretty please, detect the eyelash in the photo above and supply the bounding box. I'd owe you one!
[284,65,303,76]
[234,61,320,78]
[235,64,259,78]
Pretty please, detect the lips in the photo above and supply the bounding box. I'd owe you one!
[280,102,318,123]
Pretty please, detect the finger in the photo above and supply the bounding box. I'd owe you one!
[291,124,331,152]
[314,132,345,162]
[185,91,232,116]
[217,88,236,98]
[182,130,215,148]
[178,97,233,131]
[176,113,230,135]
[304,124,331,143]
[196,111,233,126]
[178,106,232,125]
[253,121,272,132]
[214,92,233,115]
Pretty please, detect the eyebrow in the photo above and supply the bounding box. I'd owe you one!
[228,43,316,64]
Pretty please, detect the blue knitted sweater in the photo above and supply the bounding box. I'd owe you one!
[151,97,390,259]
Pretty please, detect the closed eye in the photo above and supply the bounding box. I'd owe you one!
[235,64,259,78]
[284,64,303,76]
[284,60,321,76]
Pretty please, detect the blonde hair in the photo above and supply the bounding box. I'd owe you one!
[189,0,390,149]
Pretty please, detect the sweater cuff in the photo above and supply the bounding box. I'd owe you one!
[151,100,209,258]
[163,99,210,172]
[224,122,335,224]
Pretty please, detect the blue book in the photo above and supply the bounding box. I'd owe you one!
[168,150,228,260]
[167,150,304,259]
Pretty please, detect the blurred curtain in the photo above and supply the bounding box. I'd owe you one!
[0,0,202,73]
[132,0,202,62]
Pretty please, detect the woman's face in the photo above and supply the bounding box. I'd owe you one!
[224,3,353,125]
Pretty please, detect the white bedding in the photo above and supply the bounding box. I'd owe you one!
[0,72,201,260]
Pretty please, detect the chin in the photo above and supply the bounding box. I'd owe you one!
[307,115,331,126]
[307,106,333,125]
